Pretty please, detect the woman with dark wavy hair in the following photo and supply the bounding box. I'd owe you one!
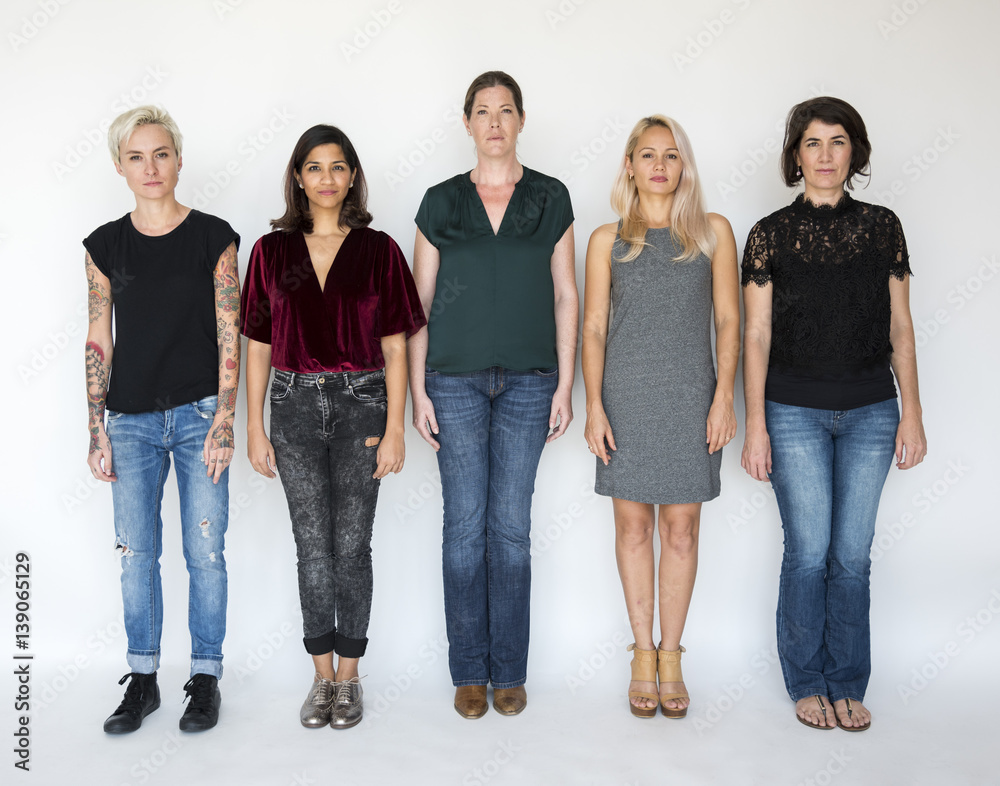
[241,124,425,730]
[741,97,926,731]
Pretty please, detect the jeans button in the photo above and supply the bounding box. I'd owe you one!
[318,377,325,384]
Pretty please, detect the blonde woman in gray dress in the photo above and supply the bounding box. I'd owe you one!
[582,115,740,718]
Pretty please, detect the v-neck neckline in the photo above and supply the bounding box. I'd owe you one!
[300,228,352,294]
[467,167,527,237]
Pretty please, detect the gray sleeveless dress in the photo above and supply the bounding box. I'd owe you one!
[595,227,721,504]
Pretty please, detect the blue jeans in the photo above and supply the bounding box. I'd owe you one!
[425,366,558,688]
[766,398,898,703]
[269,369,385,658]
[106,395,228,679]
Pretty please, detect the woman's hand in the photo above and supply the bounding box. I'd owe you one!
[706,397,737,455]
[203,415,235,484]
[247,427,277,478]
[411,391,440,451]
[741,422,772,481]
[584,404,616,465]
[895,413,927,469]
[374,429,405,478]
[546,386,573,443]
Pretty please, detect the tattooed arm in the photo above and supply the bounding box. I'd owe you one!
[204,241,241,484]
[86,252,116,481]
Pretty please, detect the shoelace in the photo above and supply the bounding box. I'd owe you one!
[335,678,360,706]
[113,673,145,718]
[307,679,336,707]
[182,676,215,715]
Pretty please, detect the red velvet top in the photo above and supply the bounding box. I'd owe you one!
[240,227,426,373]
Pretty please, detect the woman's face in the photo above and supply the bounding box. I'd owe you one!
[295,144,354,213]
[463,86,523,159]
[796,120,853,196]
[625,125,684,198]
[115,123,181,199]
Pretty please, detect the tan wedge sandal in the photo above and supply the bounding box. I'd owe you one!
[626,644,658,718]
[657,645,688,718]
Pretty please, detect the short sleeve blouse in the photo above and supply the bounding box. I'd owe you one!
[415,167,574,373]
[741,194,912,409]
[240,227,426,373]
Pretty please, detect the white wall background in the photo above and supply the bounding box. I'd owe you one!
[2,0,997,784]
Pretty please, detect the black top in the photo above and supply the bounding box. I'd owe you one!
[84,210,240,413]
[415,167,574,373]
[741,194,911,410]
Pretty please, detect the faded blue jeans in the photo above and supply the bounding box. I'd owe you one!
[425,366,558,689]
[106,395,228,679]
[766,398,898,703]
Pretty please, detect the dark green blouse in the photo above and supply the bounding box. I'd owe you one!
[415,167,574,373]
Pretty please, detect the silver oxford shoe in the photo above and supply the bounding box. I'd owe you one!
[299,675,336,728]
[330,677,363,729]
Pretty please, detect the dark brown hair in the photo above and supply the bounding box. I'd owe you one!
[781,97,872,190]
[271,124,372,233]
[463,71,524,120]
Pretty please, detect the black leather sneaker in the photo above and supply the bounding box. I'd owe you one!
[104,672,160,734]
[179,674,221,732]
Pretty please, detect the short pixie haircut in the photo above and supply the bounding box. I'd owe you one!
[107,105,183,167]
[781,96,872,190]
[463,71,524,120]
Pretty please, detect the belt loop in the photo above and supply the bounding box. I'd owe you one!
[287,371,296,387]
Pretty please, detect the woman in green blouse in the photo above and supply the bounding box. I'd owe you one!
[408,71,578,719]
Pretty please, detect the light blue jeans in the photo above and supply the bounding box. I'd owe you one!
[106,395,228,679]
[766,398,898,703]
[425,366,558,689]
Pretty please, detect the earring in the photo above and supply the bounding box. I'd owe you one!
[796,167,801,177]
[349,182,354,188]
[298,182,304,189]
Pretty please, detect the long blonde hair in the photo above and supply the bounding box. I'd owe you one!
[610,115,715,262]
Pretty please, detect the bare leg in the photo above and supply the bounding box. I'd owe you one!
[613,498,657,712]
[311,653,335,682]
[657,502,701,712]
[335,657,359,682]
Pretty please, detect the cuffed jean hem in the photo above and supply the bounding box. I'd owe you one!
[191,657,223,680]
[303,631,369,659]
[452,679,489,688]
[126,650,159,674]
[489,678,526,690]
[827,689,865,703]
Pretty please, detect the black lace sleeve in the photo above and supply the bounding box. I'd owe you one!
[741,220,772,287]
[886,210,912,280]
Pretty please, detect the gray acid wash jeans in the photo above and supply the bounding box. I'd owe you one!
[269,368,386,658]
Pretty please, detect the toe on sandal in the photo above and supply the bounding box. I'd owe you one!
[836,697,871,732]
[657,645,688,719]
[626,643,658,719]
[797,695,835,730]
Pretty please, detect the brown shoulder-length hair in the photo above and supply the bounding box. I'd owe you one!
[463,70,524,120]
[271,124,372,233]
[780,96,872,190]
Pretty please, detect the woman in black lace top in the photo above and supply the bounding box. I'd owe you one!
[741,97,926,732]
